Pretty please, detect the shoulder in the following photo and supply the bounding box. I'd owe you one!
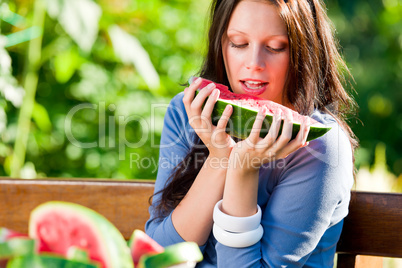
[278,109,354,196]
[163,92,187,127]
[307,109,353,168]
[270,110,354,224]
[160,92,198,150]
[169,92,186,110]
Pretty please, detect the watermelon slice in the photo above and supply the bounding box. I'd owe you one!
[0,227,35,261]
[28,201,133,268]
[128,229,164,266]
[6,254,99,268]
[138,242,203,268]
[189,77,331,141]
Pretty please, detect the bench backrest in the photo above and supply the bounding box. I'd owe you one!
[1,178,401,268]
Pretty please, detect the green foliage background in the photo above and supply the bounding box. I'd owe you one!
[0,0,401,184]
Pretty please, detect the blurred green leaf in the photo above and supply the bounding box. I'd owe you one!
[5,26,42,47]
[108,25,160,91]
[45,0,102,53]
[53,46,81,83]
[0,40,25,107]
[0,106,6,134]
[32,102,52,132]
[0,2,26,27]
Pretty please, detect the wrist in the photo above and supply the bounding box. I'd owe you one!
[228,162,260,178]
[205,155,230,170]
[228,151,263,174]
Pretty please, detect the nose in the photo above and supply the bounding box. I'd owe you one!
[245,45,265,71]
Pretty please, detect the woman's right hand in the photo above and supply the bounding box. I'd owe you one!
[182,77,235,159]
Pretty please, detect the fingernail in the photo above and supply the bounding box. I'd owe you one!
[225,104,232,112]
[212,88,219,97]
[206,83,215,90]
[195,77,202,84]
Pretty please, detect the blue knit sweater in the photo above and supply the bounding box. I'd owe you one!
[145,92,354,267]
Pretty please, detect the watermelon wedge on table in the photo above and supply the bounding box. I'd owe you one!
[0,227,35,262]
[129,229,203,268]
[28,201,133,268]
[189,77,331,141]
[128,229,164,266]
[138,242,203,268]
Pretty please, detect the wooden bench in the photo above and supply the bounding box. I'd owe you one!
[0,178,401,268]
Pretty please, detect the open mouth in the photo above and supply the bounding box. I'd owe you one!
[241,80,268,95]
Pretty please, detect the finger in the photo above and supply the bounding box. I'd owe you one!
[276,116,311,158]
[248,107,266,145]
[211,105,233,149]
[262,110,282,146]
[300,117,311,146]
[216,104,233,130]
[201,88,220,119]
[190,83,216,114]
[183,77,203,113]
[273,109,293,150]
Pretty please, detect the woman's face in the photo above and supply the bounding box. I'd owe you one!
[222,0,290,105]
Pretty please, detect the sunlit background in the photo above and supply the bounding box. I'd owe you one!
[1,2,402,187]
[1,0,401,188]
[0,0,401,266]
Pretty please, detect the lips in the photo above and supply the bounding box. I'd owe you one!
[240,80,268,95]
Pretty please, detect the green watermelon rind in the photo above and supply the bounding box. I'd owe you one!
[6,254,99,268]
[139,242,203,268]
[0,238,35,260]
[211,98,331,141]
[28,201,133,268]
[66,246,90,263]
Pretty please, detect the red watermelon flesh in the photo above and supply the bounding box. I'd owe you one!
[29,201,134,268]
[128,229,164,266]
[190,76,317,125]
[33,211,104,266]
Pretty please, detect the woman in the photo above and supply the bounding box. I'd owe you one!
[146,0,358,267]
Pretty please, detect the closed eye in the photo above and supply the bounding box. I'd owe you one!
[267,46,286,53]
[229,41,248,49]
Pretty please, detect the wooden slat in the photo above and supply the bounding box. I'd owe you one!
[355,256,383,268]
[337,191,402,258]
[337,255,383,268]
[0,178,155,240]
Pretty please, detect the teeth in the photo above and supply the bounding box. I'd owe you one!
[245,81,262,85]
[244,81,265,90]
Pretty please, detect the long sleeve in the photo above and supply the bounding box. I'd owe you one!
[215,111,354,268]
[145,92,194,247]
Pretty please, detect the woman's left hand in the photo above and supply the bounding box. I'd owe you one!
[229,107,311,173]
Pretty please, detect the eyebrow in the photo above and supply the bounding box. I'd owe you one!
[227,28,288,37]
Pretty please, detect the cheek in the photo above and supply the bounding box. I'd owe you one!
[224,50,243,75]
[273,54,290,80]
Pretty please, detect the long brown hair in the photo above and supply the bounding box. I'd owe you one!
[152,0,358,218]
